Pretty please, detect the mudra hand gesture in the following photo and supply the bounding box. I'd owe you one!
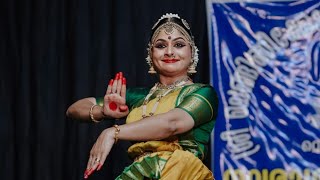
[103,72,129,118]
[84,72,128,178]
[84,124,117,178]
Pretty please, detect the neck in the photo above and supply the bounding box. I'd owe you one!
[158,74,190,86]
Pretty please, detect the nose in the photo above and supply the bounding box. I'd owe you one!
[165,46,174,57]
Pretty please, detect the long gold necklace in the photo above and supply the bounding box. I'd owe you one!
[142,76,191,118]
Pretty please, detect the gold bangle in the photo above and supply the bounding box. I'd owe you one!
[113,125,120,144]
[89,104,101,123]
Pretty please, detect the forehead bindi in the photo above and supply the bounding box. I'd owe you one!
[154,29,187,42]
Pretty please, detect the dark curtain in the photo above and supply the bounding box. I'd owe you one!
[1,0,210,179]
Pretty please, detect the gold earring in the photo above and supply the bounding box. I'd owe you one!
[188,64,197,74]
[148,66,157,74]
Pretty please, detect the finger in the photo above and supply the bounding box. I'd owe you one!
[106,79,114,94]
[119,105,128,112]
[87,142,98,170]
[86,153,102,177]
[116,72,123,94]
[86,152,93,169]
[98,144,111,170]
[85,155,94,177]
[120,77,126,98]
[87,159,100,176]
[84,163,92,178]
[112,73,119,93]
[84,171,89,179]
[91,154,102,169]
[86,168,95,177]
[87,154,95,170]
[119,72,123,79]
[97,163,103,171]
[92,150,103,169]
[93,156,101,167]
[97,136,115,171]
[94,153,103,171]
[84,166,94,179]
[84,173,88,179]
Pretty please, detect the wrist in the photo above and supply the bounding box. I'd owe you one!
[105,128,116,144]
[89,104,105,122]
[112,125,120,143]
[105,125,120,144]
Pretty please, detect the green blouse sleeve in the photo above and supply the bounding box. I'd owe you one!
[176,85,218,127]
[95,97,104,106]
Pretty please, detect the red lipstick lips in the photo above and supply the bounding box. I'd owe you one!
[162,59,179,63]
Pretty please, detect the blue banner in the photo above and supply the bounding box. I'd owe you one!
[206,0,320,179]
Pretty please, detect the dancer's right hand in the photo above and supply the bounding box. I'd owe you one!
[102,72,129,119]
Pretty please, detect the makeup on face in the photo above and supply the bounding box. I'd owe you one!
[150,28,192,77]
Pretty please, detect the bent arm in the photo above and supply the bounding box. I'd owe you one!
[85,85,218,172]
[108,108,195,141]
[108,85,218,141]
[84,108,194,175]
[66,73,129,121]
[66,97,107,121]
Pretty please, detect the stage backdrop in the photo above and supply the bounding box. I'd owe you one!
[2,0,210,179]
[207,0,320,179]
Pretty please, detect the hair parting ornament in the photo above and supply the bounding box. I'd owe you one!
[146,13,199,74]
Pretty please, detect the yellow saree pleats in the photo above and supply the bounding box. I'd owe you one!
[161,150,214,180]
[116,151,172,180]
[116,141,213,180]
[116,149,213,180]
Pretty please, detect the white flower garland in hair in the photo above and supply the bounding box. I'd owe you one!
[193,46,199,66]
[146,43,152,67]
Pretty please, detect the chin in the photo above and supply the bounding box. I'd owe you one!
[158,69,187,76]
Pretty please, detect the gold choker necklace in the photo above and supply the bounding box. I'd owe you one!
[156,76,192,90]
[142,76,191,118]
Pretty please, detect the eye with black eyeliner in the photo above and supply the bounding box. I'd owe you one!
[174,42,186,48]
[154,43,166,49]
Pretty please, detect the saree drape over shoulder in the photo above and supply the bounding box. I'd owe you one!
[96,83,218,180]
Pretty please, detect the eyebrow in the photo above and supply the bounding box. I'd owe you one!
[155,37,186,43]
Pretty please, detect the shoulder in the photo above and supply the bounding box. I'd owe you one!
[181,83,216,93]
[177,83,218,105]
[176,83,219,126]
[191,83,218,100]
